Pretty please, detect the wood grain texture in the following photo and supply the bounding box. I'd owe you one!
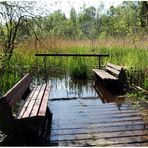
[107,63,123,71]
[93,69,117,80]
[22,85,42,118]
[4,73,31,103]
[30,84,46,117]
[9,78,32,107]
[49,97,148,146]
[38,84,51,116]
[17,87,37,119]
[106,66,120,75]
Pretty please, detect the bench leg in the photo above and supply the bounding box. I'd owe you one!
[1,120,26,146]
[40,107,52,139]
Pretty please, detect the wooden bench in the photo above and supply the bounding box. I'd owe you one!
[0,73,52,144]
[93,63,128,94]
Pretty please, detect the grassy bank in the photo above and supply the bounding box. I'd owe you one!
[0,38,148,95]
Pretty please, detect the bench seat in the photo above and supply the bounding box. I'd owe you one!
[93,63,127,94]
[93,69,118,80]
[17,84,50,119]
[0,74,52,144]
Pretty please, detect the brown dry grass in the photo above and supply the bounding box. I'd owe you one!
[18,37,148,52]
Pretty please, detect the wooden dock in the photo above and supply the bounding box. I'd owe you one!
[48,97,148,147]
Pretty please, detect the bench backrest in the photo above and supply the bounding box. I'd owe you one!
[106,63,123,76]
[3,73,32,108]
[106,63,127,89]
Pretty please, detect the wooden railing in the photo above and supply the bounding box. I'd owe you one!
[35,53,109,69]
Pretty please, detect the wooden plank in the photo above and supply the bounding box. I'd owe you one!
[49,103,130,109]
[8,77,32,107]
[50,106,136,114]
[52,112,143,121]
[107,63,123,71]
[50,109,140,117]
[51,124,147,136]
[30,84,46,117]
[49,96,99,101]
[106,65,120,75]
[93,69,117,80]
[109,142,148,147]
[49,101,130,108]
[50,104,132,109]
[52,118,145,128]
[52,120,146,130]
[53,115,144,123]
[35,53,110,57]
[38,84,51,116]
[51,105,140,116]
[57,135,148,146]
[17,87,37,119]
[52,116,143,126]
[50,129,148,141]
[22,85,42,118]
[4,73,31,103]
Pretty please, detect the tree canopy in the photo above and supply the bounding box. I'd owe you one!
[0,1,148,61]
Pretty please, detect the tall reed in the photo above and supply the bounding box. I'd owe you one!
[0,37,148,94]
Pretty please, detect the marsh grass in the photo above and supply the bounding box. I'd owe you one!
[0,38,148,94]
[69,57,88,79]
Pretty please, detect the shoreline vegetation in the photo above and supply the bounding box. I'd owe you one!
[0,1,148,146]
[0,1,148,100]
[0,38,148,96]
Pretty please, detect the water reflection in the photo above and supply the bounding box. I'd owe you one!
[94,80,125,110]
[34,73,126,110]
[49,74,98,99]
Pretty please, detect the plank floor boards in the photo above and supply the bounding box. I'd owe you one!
[48,98,148,146]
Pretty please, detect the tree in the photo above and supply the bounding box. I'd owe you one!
[0,1,42,61]
[70,7,77,38]
[140,1,148,31]
[78,6,97,39]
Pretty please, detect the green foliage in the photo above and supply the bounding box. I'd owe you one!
[0,1,148,95]
[69,57,88,80]
[31,1,148,40]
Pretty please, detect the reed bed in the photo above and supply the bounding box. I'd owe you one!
[0,38,148,95]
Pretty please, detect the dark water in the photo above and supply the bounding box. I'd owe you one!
[46,76,147,147]
[49,75,98,99]
[49,75,126,107]
[0,74,127,146]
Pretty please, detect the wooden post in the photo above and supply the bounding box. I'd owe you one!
[99,56,101,69]
[35,53,109,71]
[43,56,47,83]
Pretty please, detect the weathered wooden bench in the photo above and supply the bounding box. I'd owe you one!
[93,63,128,94]
[0,73,52,144]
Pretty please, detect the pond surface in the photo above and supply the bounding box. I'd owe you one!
[49,75,98,99]
[47,76,147,147]
[48,74,127,109]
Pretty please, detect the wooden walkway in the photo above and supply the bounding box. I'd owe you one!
[48,98,148,147]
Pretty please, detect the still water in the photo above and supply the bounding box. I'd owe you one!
[48,74,127,109]
[49,75,98,99]
[47,75,145,147]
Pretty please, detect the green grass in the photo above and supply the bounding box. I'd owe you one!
[0,45,148,95]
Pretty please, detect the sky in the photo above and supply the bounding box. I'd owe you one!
[0,0,138,19]
[36,0,124,18]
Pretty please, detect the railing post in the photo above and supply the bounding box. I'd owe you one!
[35,53,110,72]
[43,56,47,83]
[99,56,101,69]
